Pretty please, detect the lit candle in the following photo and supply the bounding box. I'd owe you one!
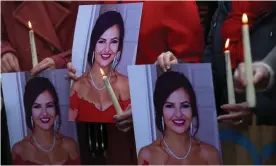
[28,21,38,68]
[224,39,236,104]
[100,68,123,115]
[241,13,256,108]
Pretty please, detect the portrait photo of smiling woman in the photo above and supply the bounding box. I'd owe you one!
[1,69,80,165]
[69,4,143,123]
[128,64,222,165]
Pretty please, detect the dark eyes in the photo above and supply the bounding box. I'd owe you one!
[98,40,118,44]
[165,104,174,108]
[33,104,41,109]
[33,103,54,109]
[98,40,105,44]
[164,103,191,108]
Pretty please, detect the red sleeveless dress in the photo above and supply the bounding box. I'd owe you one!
[70,92,131,123]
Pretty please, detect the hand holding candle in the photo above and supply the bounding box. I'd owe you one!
[28,21,38,68]
[224,39,236,104]
[241,14,256,108]
[100,68,123,115]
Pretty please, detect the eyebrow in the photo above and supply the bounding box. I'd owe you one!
[99,37,119,40]
[33,102,54,105]
[165,101,190,104]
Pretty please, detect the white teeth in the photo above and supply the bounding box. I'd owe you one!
[102,54,111,58]
[41,118,50,122]
[173,120,185,124]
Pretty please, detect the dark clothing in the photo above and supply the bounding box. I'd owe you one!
[203,1,276,125]
[249,5,276,125]
[202,1,232,116]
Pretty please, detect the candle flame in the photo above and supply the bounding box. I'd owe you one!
[225,38,230,49]
[28,21,32,29]
[100,68,105,76]
[242,13,248,24]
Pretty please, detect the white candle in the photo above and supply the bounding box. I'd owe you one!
[224,39,236,104]
[241,14,256,108]
[100,68,123,115]
[28,21,38,68]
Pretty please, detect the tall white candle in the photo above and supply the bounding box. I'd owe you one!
[241,14,256,108]
[28,21,38,68]
[224,39,236,104]
[100,68,123,115]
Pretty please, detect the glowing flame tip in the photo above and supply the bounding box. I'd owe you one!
[28,21,32,29]
[225,38,230,49]
[242,13,248,24]
[100,68,105,76]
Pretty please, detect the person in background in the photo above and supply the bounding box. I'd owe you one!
[0,1,102,75]
[159,1,276,126]
[218,1,276,125]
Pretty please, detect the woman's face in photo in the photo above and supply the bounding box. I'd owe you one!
[32,90,56,130]
[163,88,192,134]
[94,24,120,67]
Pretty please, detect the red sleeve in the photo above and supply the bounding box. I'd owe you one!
[119,98,131,112]
[166,1,204,63]
[51,49,71,69]
[70,91,79,110]
[221,1,273,68]
[1,15,17,56]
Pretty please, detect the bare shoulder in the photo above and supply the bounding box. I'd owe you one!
[138,139,168,164]
[200,142,221,164]
[62,135,80,159]
[62,136,78,151]
[138,144,152,163]
[138,140,163,159]
[71,72,90,95]
[115,72,129,87]
[115,72,130,100]
[12,137,30,158]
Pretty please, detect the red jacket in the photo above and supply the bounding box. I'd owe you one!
[1,1,204,71]
[221,1,273,68]
[135,1,204,64]
[1,2,84,71]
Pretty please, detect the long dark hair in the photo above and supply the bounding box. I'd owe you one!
[87,11,125,70]
[154,71,199,136]
[24,77,61,131]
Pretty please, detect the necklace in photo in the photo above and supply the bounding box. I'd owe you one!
[32,132,56,153]
[163,136,192,160]
[90,71,111,91]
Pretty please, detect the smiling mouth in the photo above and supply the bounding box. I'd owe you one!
[172,119,186,126]
[101,54,111,60]
[40,117,50,124]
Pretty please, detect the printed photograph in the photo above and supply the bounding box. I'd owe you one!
[128,64,222,165]
[69,3,143,123]
[1,69,80,165]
